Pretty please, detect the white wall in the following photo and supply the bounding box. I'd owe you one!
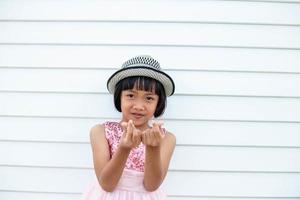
[1,0,300,199]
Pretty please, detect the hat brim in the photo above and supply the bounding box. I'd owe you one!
[107,66,175,96]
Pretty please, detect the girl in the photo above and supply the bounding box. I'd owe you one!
[82,55,176,200]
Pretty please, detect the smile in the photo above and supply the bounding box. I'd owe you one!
[131,113,144,119]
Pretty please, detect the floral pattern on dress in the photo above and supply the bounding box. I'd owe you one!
[104,121,145,172]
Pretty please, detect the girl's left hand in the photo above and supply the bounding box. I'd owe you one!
[142,122,165,147]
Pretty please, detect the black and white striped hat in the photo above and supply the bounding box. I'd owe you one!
[107,55,175,96]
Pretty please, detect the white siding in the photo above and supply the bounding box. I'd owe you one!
[0,0,300,199]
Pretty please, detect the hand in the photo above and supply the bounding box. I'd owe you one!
[142,121,165,147]
[120,120,142,149]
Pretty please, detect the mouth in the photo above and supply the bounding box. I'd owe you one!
[131,113,144,119]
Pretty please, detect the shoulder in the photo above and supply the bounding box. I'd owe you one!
[90,123,105,133]
[163,130,176,147]
[90,121,121,141]
[90,124,105,142]
[90,121,118,135]
[89,124,110,164]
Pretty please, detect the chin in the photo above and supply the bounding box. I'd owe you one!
[132,119,147,127]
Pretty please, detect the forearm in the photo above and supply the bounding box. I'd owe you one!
[98,146,130,192]
[143,145,164,191]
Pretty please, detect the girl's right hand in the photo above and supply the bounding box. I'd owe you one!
[120,120,142,149]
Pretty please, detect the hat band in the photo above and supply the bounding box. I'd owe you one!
[107,66,175,96]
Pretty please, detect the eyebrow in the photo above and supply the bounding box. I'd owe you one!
[128,89,156,95]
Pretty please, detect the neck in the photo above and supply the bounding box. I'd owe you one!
[135,123,150,132]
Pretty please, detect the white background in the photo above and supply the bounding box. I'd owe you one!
[0,0,300,199]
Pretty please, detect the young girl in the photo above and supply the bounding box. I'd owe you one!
[82,55,176,200]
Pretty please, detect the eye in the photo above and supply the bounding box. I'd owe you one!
[146,96,155,101]
[126,94,134,98]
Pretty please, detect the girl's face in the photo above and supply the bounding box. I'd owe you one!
[121,86,159,130]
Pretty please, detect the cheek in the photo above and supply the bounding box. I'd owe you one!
[120,99,132,111]
[151,101,159,112]
[120,99,126,110]
[120,97,126,111]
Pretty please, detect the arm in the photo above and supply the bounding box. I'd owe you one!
[142,124,176,191]
[90,121,141,192]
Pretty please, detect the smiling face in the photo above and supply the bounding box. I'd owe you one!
[113,76,167,130]
[121,87,159,130]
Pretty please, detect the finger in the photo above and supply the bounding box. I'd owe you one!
[121,122,128,136]
[133,128,141,146]
[152,123,160,138]
[153,122,161,131]
[141,131,146,144]
[153,122,163,134]
[149,128,156,145]
[157,125,165,140]
[142,129,150,145]
[150,125,162,146]
[152,127,160,143]
[148,129,153,145]
[127,120,134,139]
[121,121,128,127]
[151,120,164,127]
[153,122,165,139]
[137,129,142,144]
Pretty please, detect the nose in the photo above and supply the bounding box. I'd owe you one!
[133,100,145,111]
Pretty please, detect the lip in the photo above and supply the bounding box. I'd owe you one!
[131,113,144,119]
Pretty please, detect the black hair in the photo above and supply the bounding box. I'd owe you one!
[114,76,166,117]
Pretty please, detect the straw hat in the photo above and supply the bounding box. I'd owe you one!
[107,55,175,96]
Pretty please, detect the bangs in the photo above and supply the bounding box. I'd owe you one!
[119,76,160,94]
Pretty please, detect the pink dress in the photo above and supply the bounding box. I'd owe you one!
[82,121,167,200]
